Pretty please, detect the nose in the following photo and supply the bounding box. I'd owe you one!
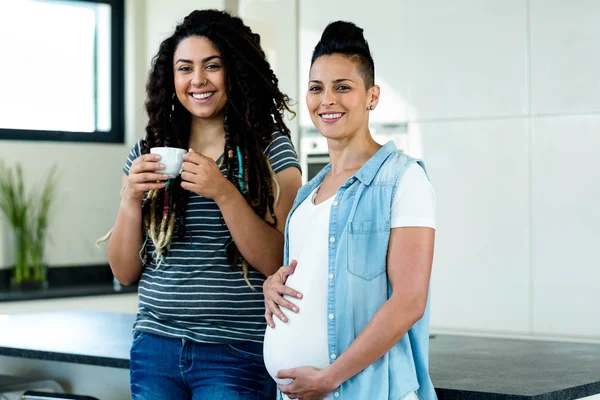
[321,89,336,107]
[191,69,205,87]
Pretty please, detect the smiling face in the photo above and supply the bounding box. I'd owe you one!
[306,54,379,140]
[173,36,227,121]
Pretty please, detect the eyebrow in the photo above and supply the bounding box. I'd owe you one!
[175,55,221,64]
[308,78,354,84]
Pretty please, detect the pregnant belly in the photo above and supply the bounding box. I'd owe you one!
[263,294,329,385]
[263,256,330,384]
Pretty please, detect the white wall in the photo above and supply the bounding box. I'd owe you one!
[238,0,300,148]
[528,0,600,340]
[299,0,600,341]
[409,0,600,341]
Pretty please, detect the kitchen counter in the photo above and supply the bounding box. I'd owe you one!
[0,311,131,368]
[0,311,599,399]
[430,335,600,399]
[0,264,137,302]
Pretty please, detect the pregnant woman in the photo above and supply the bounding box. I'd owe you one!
[263,21,437,400]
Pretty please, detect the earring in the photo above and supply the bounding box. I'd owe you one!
[369,105,375,111]
[170,93,175,121]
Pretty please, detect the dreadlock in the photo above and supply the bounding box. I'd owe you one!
[141,9,294,286]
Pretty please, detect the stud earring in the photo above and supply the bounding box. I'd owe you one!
[170,93,176,121]
[369,105,375,111]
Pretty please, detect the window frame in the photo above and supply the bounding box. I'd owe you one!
[0,0,125,144]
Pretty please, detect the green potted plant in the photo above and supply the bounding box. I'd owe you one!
[28,165,59,286]
[0,162,58,290]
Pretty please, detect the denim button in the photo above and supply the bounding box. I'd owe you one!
[328,274,334,280]
[329,237,336,243]
[334,392,340,398]
[330,353,337,360]
[333,201,339,206]
[329,314,335,320]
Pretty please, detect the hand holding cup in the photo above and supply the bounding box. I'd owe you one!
[123,152,174,201]
[150,147,186,178]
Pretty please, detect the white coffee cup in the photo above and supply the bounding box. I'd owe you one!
[150,147,186,178]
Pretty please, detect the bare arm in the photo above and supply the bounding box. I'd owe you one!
[107,155,168,285]
[323,227,435,388]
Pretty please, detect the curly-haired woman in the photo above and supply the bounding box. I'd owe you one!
[105,9,302,400]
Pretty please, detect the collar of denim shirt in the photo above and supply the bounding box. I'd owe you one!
[304,140,398,195]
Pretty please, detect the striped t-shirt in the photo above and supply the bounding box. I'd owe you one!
[123,131,300,344]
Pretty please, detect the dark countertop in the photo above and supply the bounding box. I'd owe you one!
[0,312,599,399]
[0,264,137,302]
[0,283,137,302]
[430,335,600,400]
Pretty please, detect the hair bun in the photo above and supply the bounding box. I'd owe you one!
[319,21,371,55]
[310,20,375,87]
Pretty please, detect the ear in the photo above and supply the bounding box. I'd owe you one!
[367,85,381,111]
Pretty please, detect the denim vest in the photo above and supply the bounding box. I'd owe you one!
[281,141,437,400]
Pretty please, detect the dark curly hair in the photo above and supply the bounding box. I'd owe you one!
[140,9,294,281]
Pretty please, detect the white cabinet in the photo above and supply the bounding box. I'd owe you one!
[416,118,531,334]
[530,0,600,115]
[531,115,600,338]
[299,0,409,126]
[404,0,529,121]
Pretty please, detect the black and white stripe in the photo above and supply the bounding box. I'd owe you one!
[123,131,300,344]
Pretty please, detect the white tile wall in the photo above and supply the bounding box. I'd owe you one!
[412,118,531,333]
[529,0,600,115]
[531,115,600,338]
[405,0,529,121]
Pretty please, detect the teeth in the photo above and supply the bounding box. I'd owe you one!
[322,113,343,119]
[192,92,214,100]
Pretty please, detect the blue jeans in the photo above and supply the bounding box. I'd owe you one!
[130,331,276,400]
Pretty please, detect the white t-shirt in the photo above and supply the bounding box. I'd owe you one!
[263,163,435,399]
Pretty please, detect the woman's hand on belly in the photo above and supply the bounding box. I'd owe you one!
[277,366,337,400]
[263,260,303,328]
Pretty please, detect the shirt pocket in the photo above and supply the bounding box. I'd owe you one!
[347,220,390,280]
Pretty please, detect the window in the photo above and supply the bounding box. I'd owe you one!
[0,0,124,143]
